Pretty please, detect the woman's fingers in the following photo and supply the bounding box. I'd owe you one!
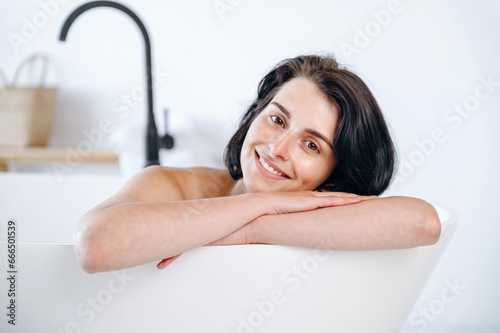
[321,193,377,207]
[321,195,361,207]
[156,254,182,269]
[314,191,377,199]
[265,191,370,214]
[314,191,358,197]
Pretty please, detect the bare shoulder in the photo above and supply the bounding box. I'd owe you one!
[168,166,236,200]
[95,166,235,209]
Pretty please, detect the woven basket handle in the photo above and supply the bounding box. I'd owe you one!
[11,53,50,88]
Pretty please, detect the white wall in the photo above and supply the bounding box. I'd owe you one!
[1,0,499,331]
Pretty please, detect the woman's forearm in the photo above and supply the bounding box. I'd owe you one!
[76,194,268,273]
[78,189,368,273]
[248,196,441,251]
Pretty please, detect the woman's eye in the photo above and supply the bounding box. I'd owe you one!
[271,115,284,127]
[306,141,319,152]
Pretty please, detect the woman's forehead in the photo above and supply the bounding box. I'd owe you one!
[270,78,338,135]
[273,78,337,113]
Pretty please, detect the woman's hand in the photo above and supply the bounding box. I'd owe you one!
[204,191,376,248]
[156,254,182,269]
[208,192,376,247]
[259,191,376,215]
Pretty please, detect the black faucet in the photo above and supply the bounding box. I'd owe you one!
[59,1,173,167]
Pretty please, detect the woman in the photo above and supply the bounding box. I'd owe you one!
[75,55,441,273]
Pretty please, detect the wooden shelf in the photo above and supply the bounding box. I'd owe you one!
[0,146,119,171]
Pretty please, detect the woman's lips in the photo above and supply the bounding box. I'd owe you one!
[254,151,290,179]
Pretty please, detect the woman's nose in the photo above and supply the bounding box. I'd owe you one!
[269,132,292,160]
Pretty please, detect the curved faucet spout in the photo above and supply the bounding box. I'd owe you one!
[59,1,172,167]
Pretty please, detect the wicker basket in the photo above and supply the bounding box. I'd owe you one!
[0,54,57,146]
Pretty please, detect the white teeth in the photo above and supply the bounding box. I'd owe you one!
[259,157,284,177]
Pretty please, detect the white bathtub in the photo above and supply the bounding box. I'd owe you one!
[0,173,457,333]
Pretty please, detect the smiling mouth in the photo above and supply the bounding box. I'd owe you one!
[255,151,290,179]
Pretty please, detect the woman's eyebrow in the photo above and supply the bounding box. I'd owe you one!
[305,129,334,152]
[270,102,291,119]
[271,101,334,152]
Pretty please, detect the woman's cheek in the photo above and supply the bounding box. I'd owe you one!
[258,124,276,143]
[305,160,332,187]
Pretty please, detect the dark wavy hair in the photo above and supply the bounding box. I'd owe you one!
[224,54,396,195]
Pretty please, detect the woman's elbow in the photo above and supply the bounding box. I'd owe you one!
[74,213,113,274]
[416,201,442,246]
[74,235,105,274]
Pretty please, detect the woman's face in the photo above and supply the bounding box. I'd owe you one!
[240,78,338,193]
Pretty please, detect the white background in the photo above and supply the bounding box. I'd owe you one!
[1,0,499,331]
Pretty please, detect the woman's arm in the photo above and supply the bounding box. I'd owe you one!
[75,166,367,273]
[158,196,440,269]
[246,196,441,250]
[76,167,263,273]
